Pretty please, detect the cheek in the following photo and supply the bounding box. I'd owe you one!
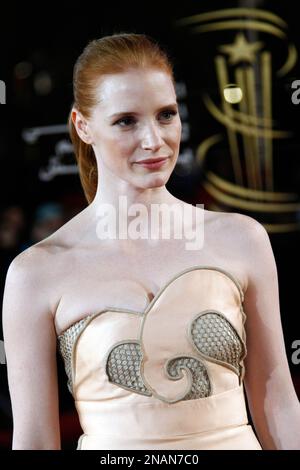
[97,132,136,157]
[114,134,138,157]
[169,123,182,146]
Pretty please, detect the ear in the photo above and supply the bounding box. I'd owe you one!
[71,108,93,145]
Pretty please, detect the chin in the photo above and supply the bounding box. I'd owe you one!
[131,178,165,191]
[146,174,169,188]
[129,170,171,189]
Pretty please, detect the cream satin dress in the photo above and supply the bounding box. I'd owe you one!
[57,265,262,450]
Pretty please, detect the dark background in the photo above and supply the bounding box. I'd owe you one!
[0,0,300,449]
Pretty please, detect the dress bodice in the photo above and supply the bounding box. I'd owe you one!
[57,265,262,450]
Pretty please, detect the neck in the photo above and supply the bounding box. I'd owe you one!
[86,165,188,246]
[89,164,182,217]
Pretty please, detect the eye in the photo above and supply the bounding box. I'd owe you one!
[159,109,178,121]
[113,116,136,127]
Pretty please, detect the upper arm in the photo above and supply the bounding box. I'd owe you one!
[239,215,300,449]
[2,248,61,449]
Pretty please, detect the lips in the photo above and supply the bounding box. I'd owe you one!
[135,157,169,164]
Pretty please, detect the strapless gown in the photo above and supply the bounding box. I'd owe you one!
[57,265,262,450]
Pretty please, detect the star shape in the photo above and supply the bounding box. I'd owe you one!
[219,33,264,65]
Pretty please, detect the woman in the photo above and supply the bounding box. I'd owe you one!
[2,33,300,450]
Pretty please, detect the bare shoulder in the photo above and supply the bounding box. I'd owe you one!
[7,229,65,280]
[6,243,52,286]
[4,243,57,318]
[4,209,87,316]
[224,211,271,253]
[205,209,268,244]
[202,210,271,290]
[227,213,276,273]
[9,203,90,269]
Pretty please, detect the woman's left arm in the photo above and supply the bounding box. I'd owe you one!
[240,215,300,450]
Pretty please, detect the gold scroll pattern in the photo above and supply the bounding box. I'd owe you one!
[175,8,300,232]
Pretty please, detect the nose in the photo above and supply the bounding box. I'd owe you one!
[141,122,164,151]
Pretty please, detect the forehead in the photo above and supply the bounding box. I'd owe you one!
[95,69,176,109]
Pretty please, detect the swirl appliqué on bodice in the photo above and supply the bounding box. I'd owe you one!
[57,266,247,404]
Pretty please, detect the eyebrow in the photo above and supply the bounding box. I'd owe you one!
[108,103,178,120]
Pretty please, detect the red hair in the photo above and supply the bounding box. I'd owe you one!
[68,33,175,204]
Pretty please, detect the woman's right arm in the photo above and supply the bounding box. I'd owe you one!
[2,247,61,449]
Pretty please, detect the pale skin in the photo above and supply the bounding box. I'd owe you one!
[2,67,300,449]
